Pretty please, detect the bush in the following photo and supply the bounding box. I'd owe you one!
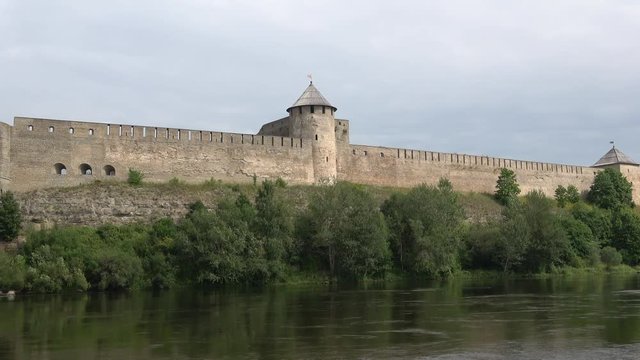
[127,168,144,186]
[0,191,22,242]
[0,251,26,290]
[600,246,623,268]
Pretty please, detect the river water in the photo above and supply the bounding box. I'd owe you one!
[1,274,640,359]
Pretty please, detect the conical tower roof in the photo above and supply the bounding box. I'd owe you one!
[593,146,639,167]
[287,82,337,112]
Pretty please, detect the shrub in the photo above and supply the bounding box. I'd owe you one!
[0,191,22,242]
[600,246,622,268]
[127,168,144,186]
[0,251,26,290]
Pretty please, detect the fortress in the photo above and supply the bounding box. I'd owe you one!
[0,82,639,203]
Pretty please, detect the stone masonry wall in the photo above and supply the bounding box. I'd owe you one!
[8,117,314,192]
[339,144,598,198]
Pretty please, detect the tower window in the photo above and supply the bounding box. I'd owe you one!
[310,106,315,113]
[89,129,94,135]
[322,106,326,114]
[48,126,54,133]
[69,127,74,134]
[326,157,329,162]
[315,134,318,141]
[299,107,302,114]
[27,125,33,131]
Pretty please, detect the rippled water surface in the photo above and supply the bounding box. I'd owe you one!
[2,274,640,359]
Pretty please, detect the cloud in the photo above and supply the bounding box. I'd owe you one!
[1,0,639,165]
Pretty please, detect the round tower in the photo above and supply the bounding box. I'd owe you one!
[288,82,338,183]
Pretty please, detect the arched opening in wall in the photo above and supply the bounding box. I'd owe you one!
[104,165,116,176]
[89,129,94,135]
[27,125,33,131]
[79,163,92,175]
[310,106,315,113]
[48,126,54,133]
[54,163,67,175]
[69,127,74,134]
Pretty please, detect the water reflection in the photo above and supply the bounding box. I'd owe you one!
[1,274,640,359]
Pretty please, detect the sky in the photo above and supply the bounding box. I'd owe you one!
[1,0,639,166]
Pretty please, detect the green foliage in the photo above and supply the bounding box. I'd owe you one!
[518,191,570,272]
[600,246,622,268]
[0,251,26,290]
[0,191,22,242]
[494,201,529,272]
[555,185,567,208]
[382,180,465,276]
[253,180,293,280]
[493,191,572,273]
[495,168,521,205]
[462,222,501,270]
[587,168,634,209]
[571,202,612,246]
[610,207,640,265]
[560,215,599,267]
[566,185,581,204]
[299,182,390,279]
[127,168,144,186]
[555,185,581,208]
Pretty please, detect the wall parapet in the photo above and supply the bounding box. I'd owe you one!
[349,144,594,175]
[14,117,307,150]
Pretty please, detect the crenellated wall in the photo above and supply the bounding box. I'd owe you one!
[339,144,598,198]
[3,113,637,203]
[8,117,314,192]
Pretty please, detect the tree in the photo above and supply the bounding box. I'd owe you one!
[0,191,22,242]
[494,201,529,272]
[555,185,567,208]
[495,168,521,205]
[253,180,293,280]
[382,179,465,276]
[587,168,634,209]
[566,185,581,204]
[519,190,569,272]
[299,182,389,279]
[556,185,582,208]
[610,207,640,265]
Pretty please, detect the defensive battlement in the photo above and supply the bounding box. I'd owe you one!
[13,117,307,149]
[349,144,593,175]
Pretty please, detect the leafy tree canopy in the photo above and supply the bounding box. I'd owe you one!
[587,168,634,209]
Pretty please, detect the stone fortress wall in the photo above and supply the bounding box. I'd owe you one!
[1,82,638,204]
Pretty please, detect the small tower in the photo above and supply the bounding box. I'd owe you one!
[287,82,338,182]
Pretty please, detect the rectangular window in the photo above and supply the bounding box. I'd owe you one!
[310,106,315,113]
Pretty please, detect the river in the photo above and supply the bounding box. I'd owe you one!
[1,274,640,359]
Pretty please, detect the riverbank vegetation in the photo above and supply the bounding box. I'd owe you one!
[1,167,639,293]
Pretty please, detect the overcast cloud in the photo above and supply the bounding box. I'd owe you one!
[1,0,639,165]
